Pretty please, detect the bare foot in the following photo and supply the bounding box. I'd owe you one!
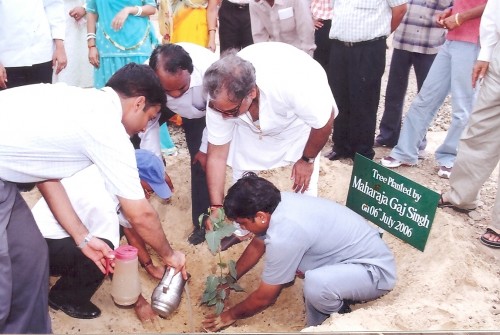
[134,295,158,323]
[145,263,166,280]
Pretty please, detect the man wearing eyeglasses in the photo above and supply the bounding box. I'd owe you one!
[203,42,337,248]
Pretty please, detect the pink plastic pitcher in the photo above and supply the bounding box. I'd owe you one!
[110,245,141,306]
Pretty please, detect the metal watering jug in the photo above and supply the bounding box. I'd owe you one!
[151,268,189,317]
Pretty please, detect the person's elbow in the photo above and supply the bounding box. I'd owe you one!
[392,3,407,21]
[121,198,157,229]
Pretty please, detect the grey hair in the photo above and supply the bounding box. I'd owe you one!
[203,50,256,103]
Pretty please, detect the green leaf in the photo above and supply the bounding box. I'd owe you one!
[217,262,227,269]
[228,260,237,279]
[208,297,218,306]
[205,231,222,255]
[205,275,220,292]
[215,301,224,315]
[201,290,217,303]
[217,223,237,238]
[218,289,226,301]
[229,282,244,292]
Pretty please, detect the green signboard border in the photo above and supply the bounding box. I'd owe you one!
[346,154,440,251]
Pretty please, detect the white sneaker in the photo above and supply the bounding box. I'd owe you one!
[438,166,452,179]
[380,156,403,168]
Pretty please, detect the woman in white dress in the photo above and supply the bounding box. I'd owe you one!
[53,0,94,87]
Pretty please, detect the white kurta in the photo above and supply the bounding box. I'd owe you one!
[0,83,144,200]
[206,42,337,172]
[32,165,121,248]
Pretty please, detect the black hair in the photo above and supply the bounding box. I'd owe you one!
[149,44,194,74]
[224,172,281,219]
[106,63,166,112]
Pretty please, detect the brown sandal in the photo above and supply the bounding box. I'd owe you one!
[480,228,500,249]
[437,194,475,213]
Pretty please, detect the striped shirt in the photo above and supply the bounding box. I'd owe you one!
[393,0,452,55]
[310,0,333,21]
[329,0,409,43]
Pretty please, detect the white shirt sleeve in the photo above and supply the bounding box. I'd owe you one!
[477,0,499,62]
[43,0,66,40]
[199,127,208,153]
[206,108,237,145]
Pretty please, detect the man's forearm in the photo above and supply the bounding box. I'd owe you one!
[225,282,282,321]
[391,3,407,33]
[235,238,266,279]
[119,198,174,260]
[302,111,334,158]
[206,143,230,206]
[37,180,89,245]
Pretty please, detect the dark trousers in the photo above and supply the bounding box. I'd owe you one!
[0,181,51,334]
[47,237,114,304]
[313,19,332,71]
[182,117,210,228]
[328,38,386,159]
[376,48,436,148]
[218,0,253,53]
[1,61,53,90]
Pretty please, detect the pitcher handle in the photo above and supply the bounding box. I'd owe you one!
[162,267,176,293]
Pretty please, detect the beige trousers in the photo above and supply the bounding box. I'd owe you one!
[446,43,500,232]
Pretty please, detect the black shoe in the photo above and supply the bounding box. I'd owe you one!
[188,228,206,245]
[49,292,101,319]
[328,151,352,161]
[220,234,243,251]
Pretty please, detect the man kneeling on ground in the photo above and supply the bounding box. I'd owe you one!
[202,172,397,331]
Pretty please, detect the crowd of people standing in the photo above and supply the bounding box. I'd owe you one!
[1,0,499,333]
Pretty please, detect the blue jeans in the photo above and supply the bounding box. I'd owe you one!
[376,48,437,148]
[390,40,479,167]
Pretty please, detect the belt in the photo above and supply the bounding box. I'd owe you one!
[223,0,249,9]
[332,36,386,48]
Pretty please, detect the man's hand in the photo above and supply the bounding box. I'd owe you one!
[53,40,67,74]
[313,18,324,30]
[202,312,236,332]
[437,7,452,27]
[291,159,314,193]
[0,63,7,89]
[69,6,86,21]
[472,60,489,88]
[193,151,207,171]
[80,236,114,273]
[162,250,188,280]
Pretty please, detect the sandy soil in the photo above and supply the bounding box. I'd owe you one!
[20,44,500,333]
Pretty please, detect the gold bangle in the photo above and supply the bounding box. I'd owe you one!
[208,29,216,32]
[455,13,461,26]
[88,45,96,49]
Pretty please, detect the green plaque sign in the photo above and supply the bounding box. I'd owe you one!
[346,154,439,251]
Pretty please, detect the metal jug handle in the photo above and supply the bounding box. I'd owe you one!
[162,267,176,293]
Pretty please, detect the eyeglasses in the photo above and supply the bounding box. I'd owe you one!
[208,99,243,117]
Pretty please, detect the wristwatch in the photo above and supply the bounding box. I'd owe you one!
[301,155,315,164]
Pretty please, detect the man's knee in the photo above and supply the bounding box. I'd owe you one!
[303,271,343,313]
